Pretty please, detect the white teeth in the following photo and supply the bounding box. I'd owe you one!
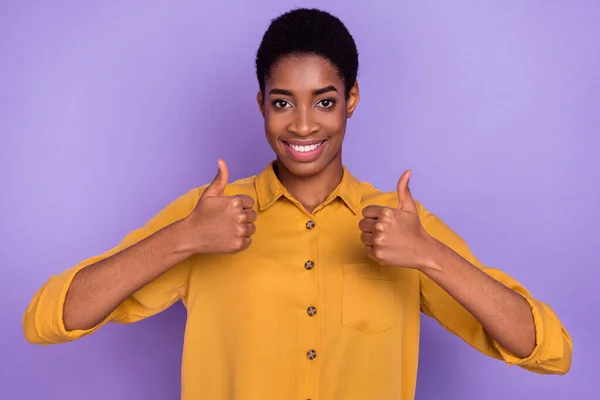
[288,142,323,152]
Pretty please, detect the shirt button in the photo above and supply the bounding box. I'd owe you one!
[307,349,317,360]
[304,260,314,270]
[307,306,317,316]
[305,220,315,230]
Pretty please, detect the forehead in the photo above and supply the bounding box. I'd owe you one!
[266,54,343,89]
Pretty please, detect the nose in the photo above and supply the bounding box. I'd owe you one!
[289,105,319,137]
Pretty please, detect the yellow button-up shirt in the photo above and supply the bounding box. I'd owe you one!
[23,163,572,399]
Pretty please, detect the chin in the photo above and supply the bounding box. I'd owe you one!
[276,149,341,178]
[281,161,326,177]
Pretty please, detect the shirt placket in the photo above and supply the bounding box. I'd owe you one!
[302,216,321,400]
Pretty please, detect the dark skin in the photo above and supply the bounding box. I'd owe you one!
[62,53,535,360]
[257,54,359,213]
[257,54,536,358]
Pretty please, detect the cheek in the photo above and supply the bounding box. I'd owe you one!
[264,110,287,133]
[263,113,286,150]
[321,109,346,135]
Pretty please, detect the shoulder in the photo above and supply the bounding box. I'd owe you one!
[143,173,258,230]
[357,180,433,224]
[358,181,397,208]
[224,174,258,195]
[358,181,429,212]
[186,174,258,198]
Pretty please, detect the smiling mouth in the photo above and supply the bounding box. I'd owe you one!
[283,140,326,152]
[281,139,328,162]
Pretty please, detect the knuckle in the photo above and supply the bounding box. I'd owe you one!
[234,237,245,250]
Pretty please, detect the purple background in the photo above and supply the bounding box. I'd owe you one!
[1,1,598,399]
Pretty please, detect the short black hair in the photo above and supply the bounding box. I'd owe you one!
[255,8,359,98]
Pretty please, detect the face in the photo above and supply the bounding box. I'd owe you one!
[257,54,359,178]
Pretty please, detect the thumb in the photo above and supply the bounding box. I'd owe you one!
[202,159,229,197]
[397,169,417,212]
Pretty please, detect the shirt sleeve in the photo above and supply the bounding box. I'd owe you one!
[416,201,572,375]
[22,187,203,345]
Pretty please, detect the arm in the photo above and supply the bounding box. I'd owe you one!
[22,188,200,344]
[359,170,572,374]
[63,219,195,331]
[422,235,536,358]
[23,160,257,344]
[417,202,572,374]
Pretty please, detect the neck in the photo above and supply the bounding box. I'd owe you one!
[275,155,343,214]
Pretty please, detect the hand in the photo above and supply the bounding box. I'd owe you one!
[358,170,434,269]
[186,159,257,255]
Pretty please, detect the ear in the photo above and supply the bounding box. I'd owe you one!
[346,81,360,118]
[257,91,265,118]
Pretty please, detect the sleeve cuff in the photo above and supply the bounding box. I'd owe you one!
[26,260,116,344]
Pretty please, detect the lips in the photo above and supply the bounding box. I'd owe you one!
[283,139,325,146]
[285,140,325,152]
[281,139,328,162]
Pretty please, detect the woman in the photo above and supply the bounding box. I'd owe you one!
[24,8,571,400]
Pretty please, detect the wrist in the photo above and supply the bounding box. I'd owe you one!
[169,218,200,257]
[417,234,446,275]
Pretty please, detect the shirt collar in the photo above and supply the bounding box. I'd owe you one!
[255,161,361,214]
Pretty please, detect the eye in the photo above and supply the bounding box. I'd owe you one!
[272,99,292,109]
[317,98,336,109]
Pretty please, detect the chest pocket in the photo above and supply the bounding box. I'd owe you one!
[341,262,397,334]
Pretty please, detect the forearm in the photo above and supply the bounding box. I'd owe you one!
[421,237,536,358]
[63,219,195,331]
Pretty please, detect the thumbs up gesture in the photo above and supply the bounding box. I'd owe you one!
[359,170,434,270]
[186,160,257,255]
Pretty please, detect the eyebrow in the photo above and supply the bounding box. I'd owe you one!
[269,85,338,96]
